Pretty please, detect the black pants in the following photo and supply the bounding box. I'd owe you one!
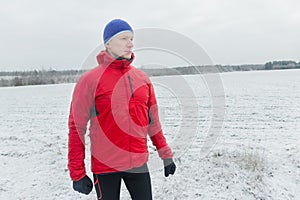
[93,164,153,200]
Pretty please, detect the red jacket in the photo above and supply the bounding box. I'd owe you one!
[68,51,173,181]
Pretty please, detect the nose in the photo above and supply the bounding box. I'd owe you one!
[127,39,134,48]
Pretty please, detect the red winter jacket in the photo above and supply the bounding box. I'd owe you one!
[68,50,173,181]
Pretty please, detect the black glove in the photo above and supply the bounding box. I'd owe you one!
[163,158,176,177]
[73,175,93,195]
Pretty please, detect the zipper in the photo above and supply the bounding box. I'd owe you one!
[127,76,134,98]
[120,62,133,168]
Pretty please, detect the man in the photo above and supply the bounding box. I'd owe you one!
[68,19,176,200]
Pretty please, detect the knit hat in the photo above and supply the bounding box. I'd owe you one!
[103,19,133,44]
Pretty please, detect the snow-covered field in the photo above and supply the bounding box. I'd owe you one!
[0,69,299,199]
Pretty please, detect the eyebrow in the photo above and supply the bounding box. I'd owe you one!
[119,35,132,38]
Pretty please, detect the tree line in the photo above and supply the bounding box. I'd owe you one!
[264,60,300,70]
[0,61,299,87]
[0,69,86,87]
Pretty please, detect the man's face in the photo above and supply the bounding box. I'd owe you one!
[106,32,134,59]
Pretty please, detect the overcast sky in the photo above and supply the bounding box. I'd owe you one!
[1,0,299,71]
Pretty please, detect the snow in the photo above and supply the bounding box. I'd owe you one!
[0,69,299,199]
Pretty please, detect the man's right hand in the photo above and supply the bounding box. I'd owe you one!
[73,175,93,195]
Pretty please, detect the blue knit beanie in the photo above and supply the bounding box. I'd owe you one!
[103,19,133,44]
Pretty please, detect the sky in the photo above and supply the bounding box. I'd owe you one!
[0,0,300,71]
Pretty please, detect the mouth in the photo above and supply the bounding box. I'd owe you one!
[124,50,132,54]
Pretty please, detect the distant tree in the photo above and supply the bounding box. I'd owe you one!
[265,62,273,70]
[13,77,23,86]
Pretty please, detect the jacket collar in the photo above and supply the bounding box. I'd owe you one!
[96,50,134,69]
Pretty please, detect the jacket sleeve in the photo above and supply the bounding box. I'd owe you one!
[68,75,94,181]
[147,82,173,159]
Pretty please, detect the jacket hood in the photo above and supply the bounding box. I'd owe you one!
[96,50,135,69]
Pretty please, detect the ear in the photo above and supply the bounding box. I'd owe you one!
[105,42,110,49]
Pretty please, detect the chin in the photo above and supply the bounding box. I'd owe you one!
[123,53,132,59]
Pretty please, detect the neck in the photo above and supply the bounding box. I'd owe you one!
[106,49,131,61]
[106,49,118,59]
